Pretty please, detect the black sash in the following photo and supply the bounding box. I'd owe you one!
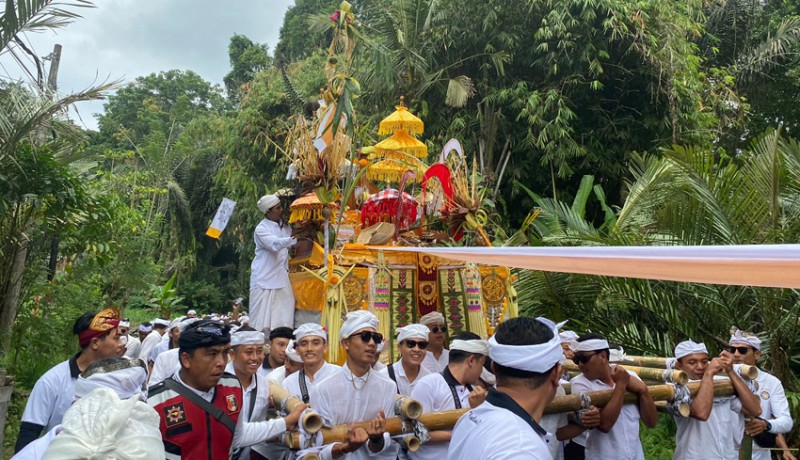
[485,387,547,436]
[163,377,236,434]
[298,369,310,404]
[387,364,400,394]
[441,367,472,409]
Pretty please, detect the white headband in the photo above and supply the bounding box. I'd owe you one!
[674,340,708,360]
[397,324,430,343]
[573,339,609,352]
[294,323,328,342]
[340,311,379,338]
[257,195,280,214]
[138,325,152,333]
[559,330,579,344]
[152,318,170,328]
[489,317,565,373]
[729,327,762,350]
[450,339,489,355]
[231,330,266,346]
[119,321,130,328]
[285,340,303,363]
[419,311,445,326]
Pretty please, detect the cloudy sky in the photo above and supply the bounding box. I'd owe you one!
[0,0,294,129]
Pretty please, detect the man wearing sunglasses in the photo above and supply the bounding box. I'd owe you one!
[420,311,450,373]
[311,310,400,459]
[411,332,489,460]
[569,333,658,460]
[727,328,793,460]
[380,324,432,396]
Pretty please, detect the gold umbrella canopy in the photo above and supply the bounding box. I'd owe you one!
[378,96,424,136]
[367,158,426,184]
[373,130,428,159]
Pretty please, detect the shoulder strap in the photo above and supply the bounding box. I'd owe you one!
[441,367,472,409]
[298,369,310,404]
[387,364,400,394]
[163,377,236,434]
[247,377,258,422]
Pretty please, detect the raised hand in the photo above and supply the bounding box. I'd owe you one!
[468,386,487,408]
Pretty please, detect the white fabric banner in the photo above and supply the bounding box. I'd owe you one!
[378,245,800,289]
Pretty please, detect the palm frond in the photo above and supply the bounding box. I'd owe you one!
[733,16,800,84]
[1,0,95,52]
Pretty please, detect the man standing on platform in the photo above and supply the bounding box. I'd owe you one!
[250,194,297,336]
[569,333,658,460]
[283,323,340,404]
[448,317,565,460]
[420,312,449,373]
[727,328,793,460]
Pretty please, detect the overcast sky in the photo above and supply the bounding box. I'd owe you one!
[0,0,294,130]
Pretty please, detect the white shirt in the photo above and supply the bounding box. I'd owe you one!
[733,369,793,460]
[282,362,341,402]
[448,388,552,460]
[122,335,141,358]
[148,340,172,364]
[311,364,400,460]
[266,365,287,385]
[138,331,162,362]
[673,377,743,460]
[10,425,61,460]
[421,349,449,374]
[225,362,272,459]
[379,361,431,397]
[570,371,644,460]
[540,385,568,460]
[20,356,80,432]
[149,348,181,386]
[250,219,294,290]
[409,369,472,460]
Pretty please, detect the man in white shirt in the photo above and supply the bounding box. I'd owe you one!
[727,328,793,460]
[119,319,141,358]
[411,331,488,460]
[311,310,400,459]
[671,339,762,460]
[149,318,201,385]
[420,312,449,374]
[138,318,168,362]
[283,323,340,403]
[381,324,431,397]
[266,339,304,385]
[15,309,124,453]
[148,317,186,366]
[259,326,294,379]
[250,194,297,335]
[448,317,566,460]
[569,333,658,460]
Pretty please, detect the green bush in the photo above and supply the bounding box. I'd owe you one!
[641,413,676,459]
[177,279,224,315]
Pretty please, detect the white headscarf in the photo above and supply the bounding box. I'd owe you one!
[138,324,152,333]
[42,388,165,460]
[257,195,280,214]
[609,346,628,363]
[450,339,490,355]
[340,311,379,338]
[295,323,328,342]
[559,330,579,345]
[177,318,201,333]
[674,340,708,360]
[729,327,762,350]
[573,339,610,352]
[396,324,430,343]
[73,359,149,402]
[419,311,445,326]
[285,340,303,363]
[230,330,266,347]
[151,318,170,328]
[489,317,565,373]
[119,320,130,329]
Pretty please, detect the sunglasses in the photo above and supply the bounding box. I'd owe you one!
[572,352,598,364]
[726,346,752,355]
[430,325,446,334]
[349,331,384,344]
[403,340,429,350]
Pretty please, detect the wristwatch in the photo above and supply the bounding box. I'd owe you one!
[765,420,773,432]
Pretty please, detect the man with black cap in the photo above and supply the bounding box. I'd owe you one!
[250,194,297,336]
[147,320,307,459]
[15,308,123,453]
[258,326,294,379]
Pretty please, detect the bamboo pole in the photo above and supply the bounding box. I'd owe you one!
[298,454,321,460]
[402,435,422,452]
[270,383,323,434]
[622,357,758,381]
[395,395,423,420]
[564,362,688,385]
[284,380,735,448]
[655,400,690,417]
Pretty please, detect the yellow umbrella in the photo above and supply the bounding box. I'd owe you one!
[378,96,424,136]
[367,158,426,184]
[374,130,428,159]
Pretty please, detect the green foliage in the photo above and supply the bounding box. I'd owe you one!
[0,0,94,52]
[224,34,272,101]
[177,279,224,315]
[640,415,677,460]
[146,271,182,318]
[275,0,341,61]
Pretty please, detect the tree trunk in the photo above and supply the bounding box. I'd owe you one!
[0,236,30,351]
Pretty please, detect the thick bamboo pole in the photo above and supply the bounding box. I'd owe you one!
[270,383,323,434]
[622,357,758,381]
[395,395,423,419]
[564,362,688,385]
[284,380,735,448]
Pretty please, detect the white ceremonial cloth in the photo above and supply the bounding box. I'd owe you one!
[281,362,341,402]
[10,425,61,460]
[148,348,181,386]
[123,336,141,358]
[447,397,551,460]
[540,385,568,460]
[409,371,471,460]
[570,370,644,460]
[138,331,162,362]
[249,286,296,333]
[673,377,743,460]
[311,365,400,460]
[732,369,793,460]
[379,361,431,397]
[421,348,449,374]
[225,362,271,459]
[20,358,78,432]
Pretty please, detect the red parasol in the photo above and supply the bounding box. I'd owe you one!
[360,189,419,231]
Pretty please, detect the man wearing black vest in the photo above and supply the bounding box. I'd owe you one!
[410,331,489,460]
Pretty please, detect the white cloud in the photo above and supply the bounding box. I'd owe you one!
[0,0,294,129]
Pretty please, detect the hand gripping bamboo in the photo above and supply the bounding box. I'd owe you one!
[269,383,323,434]
[622,356,758,381]
[564,362,688,385]
[284,380,736,448]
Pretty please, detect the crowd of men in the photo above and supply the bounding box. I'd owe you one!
[8,304,795,460]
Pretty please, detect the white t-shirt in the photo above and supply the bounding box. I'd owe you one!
[249,219,294,290]
[379,360,431,397]
[570,370,644,460]
[673,377,743,460]
[729,369,793,460]
[421,349,449,374]
[20,356,80,432]
[148,348,180,386]
[122,336,141,358]
[138,332,162,362]
[409,369,472,460]
[540,385,568,460]
[282,362,341,403]
[448,388,552,460]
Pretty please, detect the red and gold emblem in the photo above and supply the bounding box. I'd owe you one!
[164,403,187,427]
[225,394,239,413]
